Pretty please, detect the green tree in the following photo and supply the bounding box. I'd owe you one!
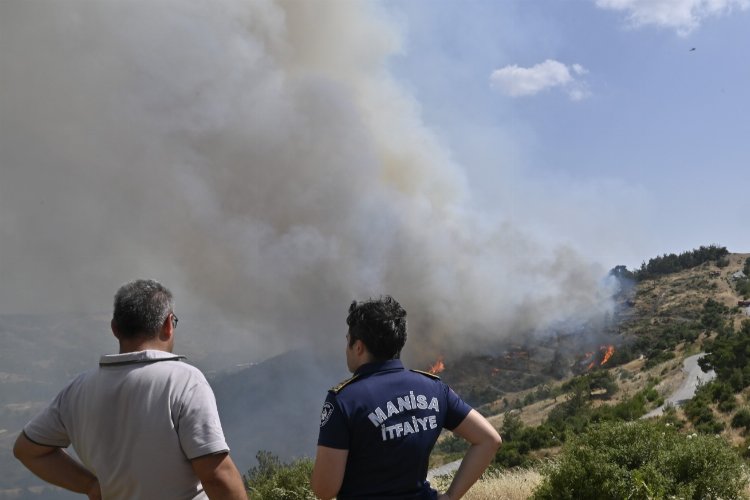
[500,410,524,442]
[731,408,750,430]
[609,265,634,281]
[700,320,750,390]
[532,420,747,500]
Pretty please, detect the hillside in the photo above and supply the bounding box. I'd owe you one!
[430,251,750,468]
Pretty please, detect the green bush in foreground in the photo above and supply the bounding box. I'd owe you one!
[533,420,748,500]
[244,451,315,500]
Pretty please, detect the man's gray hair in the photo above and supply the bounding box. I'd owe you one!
[112,279,174,339]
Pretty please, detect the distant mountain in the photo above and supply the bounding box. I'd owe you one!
[0,314,112,498]
[211,348,346,472]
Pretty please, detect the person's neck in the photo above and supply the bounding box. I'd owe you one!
[118,339,171,354]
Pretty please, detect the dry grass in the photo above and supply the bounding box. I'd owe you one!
[432,465,750,499]
[431,468,543,500]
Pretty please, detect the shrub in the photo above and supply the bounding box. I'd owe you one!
[700,298,731,332]
[436,434,470,455]
[720,398,739,413]
[645,350,675,369]
[532,420,748,500]
[736,278,750,299]
[562,371,618,398]
[244,451,315,500]
[659,404,685,429]
[494,415,561,468]
[501,411,524,442]
[683,387,726,434]
[494,441,531,468]
[732,408,750,429]
[644,387,659,402]
[700,321,750,390]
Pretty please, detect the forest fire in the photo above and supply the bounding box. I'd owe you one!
[428,356,445,375]
[584,351,596,371]
[578,345,616,372]
[504,349,530,360]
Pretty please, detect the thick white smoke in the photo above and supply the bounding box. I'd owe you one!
[0,0,613,363]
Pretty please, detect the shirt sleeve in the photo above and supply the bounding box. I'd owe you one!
[443,385,472,431]
[177,378,230,460]
[316,392,349,450]
[23,389,71,448]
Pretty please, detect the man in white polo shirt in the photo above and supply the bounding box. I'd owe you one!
[13,279,246,499]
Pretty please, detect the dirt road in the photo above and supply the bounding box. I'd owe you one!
[642,353,715,418]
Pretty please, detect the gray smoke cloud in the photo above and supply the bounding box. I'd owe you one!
[0,0,613,364]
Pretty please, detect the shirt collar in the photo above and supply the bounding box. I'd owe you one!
[354,358,404,377]
[99,350,186,366]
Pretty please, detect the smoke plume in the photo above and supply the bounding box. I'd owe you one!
[0,0,613,364]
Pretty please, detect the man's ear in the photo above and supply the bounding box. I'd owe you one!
[354,339,366,356]
[111,318,120,340]
[159,313,174,342]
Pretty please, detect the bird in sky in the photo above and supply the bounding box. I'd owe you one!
[690,47,696,51]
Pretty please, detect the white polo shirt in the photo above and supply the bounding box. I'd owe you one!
[24,350,230,499]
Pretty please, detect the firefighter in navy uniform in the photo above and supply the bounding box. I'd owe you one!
[311,296,502,500]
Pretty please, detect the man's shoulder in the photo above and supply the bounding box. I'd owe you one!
[56,368,98,395]
[328,374,361,395]
[149,358,209,380]
[330,369,442,397]
[409,369,441,380]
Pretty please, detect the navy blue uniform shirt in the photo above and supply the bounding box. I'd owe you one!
[317,359,472,499]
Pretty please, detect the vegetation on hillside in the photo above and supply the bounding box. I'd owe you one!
[244,451,315,499]
[735,257,750,298]
[533,420,748,500]
[603,294,732,377]
[632,244,729,281]
[700,319,750,389]
[493,371,659,468]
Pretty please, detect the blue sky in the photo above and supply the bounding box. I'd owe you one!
[382,0,750,268]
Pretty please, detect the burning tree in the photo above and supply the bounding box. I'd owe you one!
[428,356,445,375]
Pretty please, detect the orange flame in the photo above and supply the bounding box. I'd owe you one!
[429,356,445,375]
[580,345,616,371]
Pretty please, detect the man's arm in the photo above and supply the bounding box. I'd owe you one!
[191,452,247,500]
[439,409,502,500]
[310,445,348,500]
[13,432,101,499]
[191,452,246,499]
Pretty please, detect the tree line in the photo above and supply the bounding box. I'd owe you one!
[632,244,729,281]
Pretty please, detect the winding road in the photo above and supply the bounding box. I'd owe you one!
[642,353,715,418]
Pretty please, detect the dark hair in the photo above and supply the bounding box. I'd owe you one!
[112,279,174,339]
[347,295,407,360]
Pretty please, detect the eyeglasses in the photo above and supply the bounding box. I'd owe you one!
[171,313,179,329]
